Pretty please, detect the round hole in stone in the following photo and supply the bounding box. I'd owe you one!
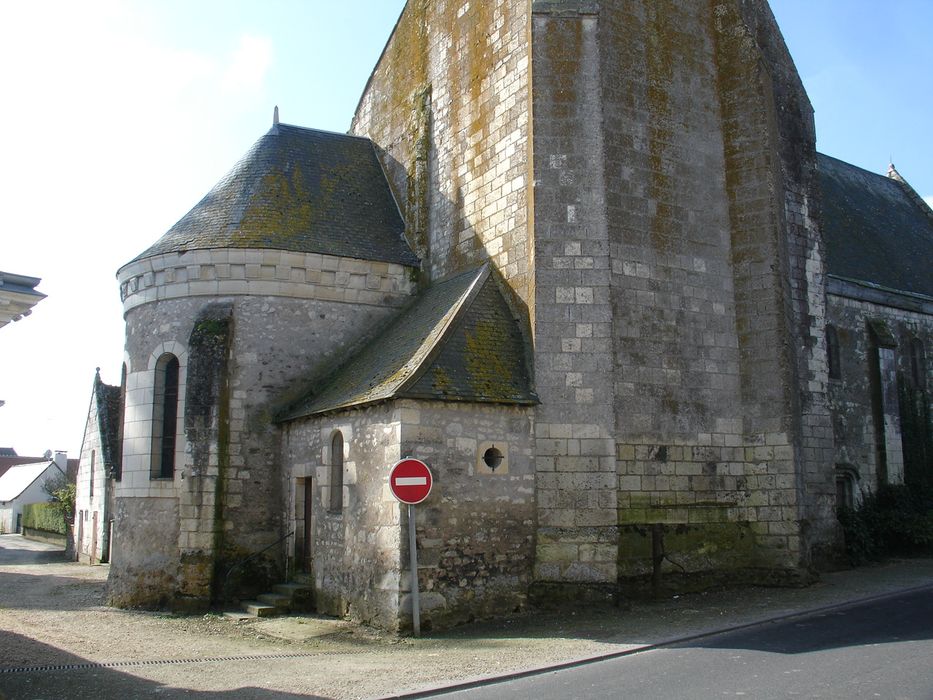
[483,446,503,470]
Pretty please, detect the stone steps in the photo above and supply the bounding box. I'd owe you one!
[232,581,314,619]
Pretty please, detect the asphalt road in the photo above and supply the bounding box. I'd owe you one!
[3,535,933,699]
[0,533,63,564]
[429,586,933,700]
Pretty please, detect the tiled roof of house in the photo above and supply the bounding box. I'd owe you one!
[278,265,537,420]
[818,154,933,298]
[0,460,61,502]
[130,123,419,268]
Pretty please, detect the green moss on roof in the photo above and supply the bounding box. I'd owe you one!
[278,265,537,421]
[819,154,933,297]
[130,124,419,267]
[93,371,122,476]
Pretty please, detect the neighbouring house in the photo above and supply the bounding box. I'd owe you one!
[0,450,78,482]
[0,452,67,534]
[82,0,930,631]
[72,370,123,564]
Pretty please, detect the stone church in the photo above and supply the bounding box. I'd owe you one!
[76,0,932,631]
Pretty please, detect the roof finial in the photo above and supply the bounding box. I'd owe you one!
[273,105,279,126]
[887,161,904,183]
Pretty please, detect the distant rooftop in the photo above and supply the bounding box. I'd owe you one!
[0,459,62,503]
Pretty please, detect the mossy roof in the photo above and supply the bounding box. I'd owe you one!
[278,265,537,420]
[93,372,122,476]
[819,154,933,298]
[130,124,419,267]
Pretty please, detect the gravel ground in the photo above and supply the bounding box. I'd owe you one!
[2,533,932,699]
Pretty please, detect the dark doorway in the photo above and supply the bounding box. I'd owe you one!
[303,479,313,574]
[90,512,99,565]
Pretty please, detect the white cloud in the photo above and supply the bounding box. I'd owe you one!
[222,34,274,94]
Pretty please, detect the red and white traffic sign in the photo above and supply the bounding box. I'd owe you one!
[389,458,433,505]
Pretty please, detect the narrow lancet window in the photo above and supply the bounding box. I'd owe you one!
[151,354,179,480]
[329,431,344,513]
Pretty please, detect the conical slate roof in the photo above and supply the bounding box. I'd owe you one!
[131,123,419,267]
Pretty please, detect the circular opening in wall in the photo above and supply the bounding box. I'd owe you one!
[483,446,504,471]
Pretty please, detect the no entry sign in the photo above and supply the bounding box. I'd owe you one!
[389,458,433,505]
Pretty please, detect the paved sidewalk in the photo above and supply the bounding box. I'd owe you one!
[1,534,932,699]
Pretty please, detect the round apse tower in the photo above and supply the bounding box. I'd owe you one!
[109,115,419,610]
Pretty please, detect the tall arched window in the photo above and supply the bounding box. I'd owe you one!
[910,338,926,390]
[329,431,344,513]
[115,362,127,480]
[151,354,179,480]
[826,325,841,381]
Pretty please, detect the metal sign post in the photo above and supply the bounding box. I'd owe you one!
[408,503,421,637]
[389,458,433,638]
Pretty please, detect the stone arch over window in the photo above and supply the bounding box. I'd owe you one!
[329,431,344,513]
[151,353,180,480]
[826,324,841,381]
[835,464,860,510]
[910,337,926,390]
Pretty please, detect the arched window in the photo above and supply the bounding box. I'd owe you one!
[826,325,841,381]
[151,354,179,480]
[910,338,926,390]
[329,431,344,513]
[115,362,127,480]
[835,465,859,511]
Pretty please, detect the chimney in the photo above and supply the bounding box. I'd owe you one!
[54,451,68,471]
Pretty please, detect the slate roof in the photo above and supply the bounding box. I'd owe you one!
[130,124,419,268]
[279,265,537,420]
[818,154,933,298]
[92,371,123,478]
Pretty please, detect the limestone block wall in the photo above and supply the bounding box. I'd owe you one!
[527,0,836,584]
[827,290,933,496]
[119,249,414,314]
[283,404,404,630]
[530,3,618,592]
[398,400,536,629]
[111,250,416,609]
[728,0,837,565]
[283,399,535,631]
[351,0,533,307]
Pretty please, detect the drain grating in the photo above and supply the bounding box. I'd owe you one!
[0,649,371,675]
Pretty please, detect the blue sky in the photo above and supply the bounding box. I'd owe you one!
[0,1,930,457]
